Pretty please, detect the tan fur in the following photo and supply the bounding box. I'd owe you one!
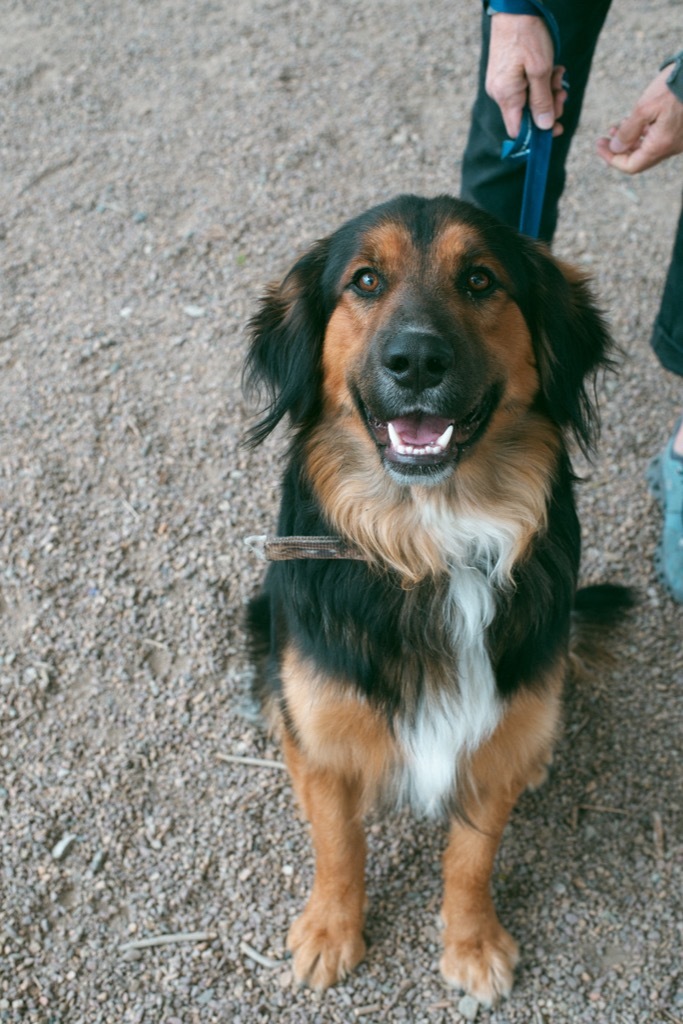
[440,667,563,1005]
[280,644,400,988]
[432,222,491,267]
[305,409,560,585]
[355,220,415,272]
[281,644,399,804]
[283,731,367,989]
[322,222,415,416]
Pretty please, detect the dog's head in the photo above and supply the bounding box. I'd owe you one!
[244,195,611,486]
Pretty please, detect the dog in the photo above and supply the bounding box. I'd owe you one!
[243,194,628,1005]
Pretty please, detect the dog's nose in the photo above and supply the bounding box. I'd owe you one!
[381,330,454,391]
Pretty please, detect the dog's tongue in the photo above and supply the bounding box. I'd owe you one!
[389,414,453,446]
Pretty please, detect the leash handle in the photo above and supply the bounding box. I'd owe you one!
[484,0,562,238]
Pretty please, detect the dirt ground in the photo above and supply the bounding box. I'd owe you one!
[1,1,681,1022]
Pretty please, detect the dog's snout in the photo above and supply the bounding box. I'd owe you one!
[381,330,454,391]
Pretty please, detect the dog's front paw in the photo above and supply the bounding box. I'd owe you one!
[440,923,519,1006]
[287,904,366,990]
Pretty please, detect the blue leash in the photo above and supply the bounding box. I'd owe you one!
[485,0,562,239]
[501,111,554,239]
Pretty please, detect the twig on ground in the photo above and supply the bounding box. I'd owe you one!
[121,497,140,520]
[652,810,665,864]
[239,940,284,969]
[216,752,287,771]
[1,708,39,736]
[119,930,217,952]
[18,153,78,195]
[570,715,590,739]
[577,804,631,816]
[382,978,414,1019]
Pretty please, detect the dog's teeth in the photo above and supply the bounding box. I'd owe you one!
[387,421,453,457]
[388,423,401,450]
[437,424,454,449]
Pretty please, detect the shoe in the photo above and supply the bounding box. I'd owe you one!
[646,419,683,603]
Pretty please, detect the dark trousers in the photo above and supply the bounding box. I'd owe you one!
[460,1,612,242]
[459,2,683,377]
[652,201,683,378]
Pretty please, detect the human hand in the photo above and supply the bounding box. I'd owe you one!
[596,65,683,174]
[486,13,567,138]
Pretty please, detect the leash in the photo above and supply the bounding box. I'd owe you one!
[487,0,562,238]
[501,110,553,239]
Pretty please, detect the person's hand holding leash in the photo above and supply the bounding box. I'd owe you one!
[486,13,567,138]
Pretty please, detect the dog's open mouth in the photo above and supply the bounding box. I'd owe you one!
[365,390,496,469]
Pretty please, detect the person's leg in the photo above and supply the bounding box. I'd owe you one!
[648,200,683,602]
[651,199,683,388]
[461,0,612,243]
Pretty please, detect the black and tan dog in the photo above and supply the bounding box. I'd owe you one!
[243,195,625,1005]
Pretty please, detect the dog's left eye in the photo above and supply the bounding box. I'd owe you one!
[464,268,496,296]
[351,268,383,295]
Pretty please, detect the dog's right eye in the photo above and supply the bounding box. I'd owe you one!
[351,268,383,296]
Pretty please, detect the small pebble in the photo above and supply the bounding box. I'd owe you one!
[89,849,108,875]
[51,834,77,862]
[458,994,479,1021]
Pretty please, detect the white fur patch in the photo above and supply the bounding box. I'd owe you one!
[397,501,521,817]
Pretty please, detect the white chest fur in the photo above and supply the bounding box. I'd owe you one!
[396,507,519,817]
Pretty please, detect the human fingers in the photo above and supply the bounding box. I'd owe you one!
[608,111,649,155]
[526,63,557,130]
[598,124,671,173]
[550,65,567,136]
[598,67,683,172]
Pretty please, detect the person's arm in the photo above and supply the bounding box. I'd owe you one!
[486,12,567,137]
[596,53,683,174]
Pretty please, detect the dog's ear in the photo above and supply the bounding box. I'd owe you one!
[521,244,613,454]
[243,238,330,447]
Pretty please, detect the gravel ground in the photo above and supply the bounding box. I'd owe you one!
[1,1,681,1022]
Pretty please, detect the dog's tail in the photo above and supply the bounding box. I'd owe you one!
[570,582,636,676]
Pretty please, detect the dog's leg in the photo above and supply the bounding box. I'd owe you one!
[440,682,561,1005]
[440,784,521,1005]
[283,732,367,990]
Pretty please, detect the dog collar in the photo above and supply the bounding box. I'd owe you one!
[245,535,365,562]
